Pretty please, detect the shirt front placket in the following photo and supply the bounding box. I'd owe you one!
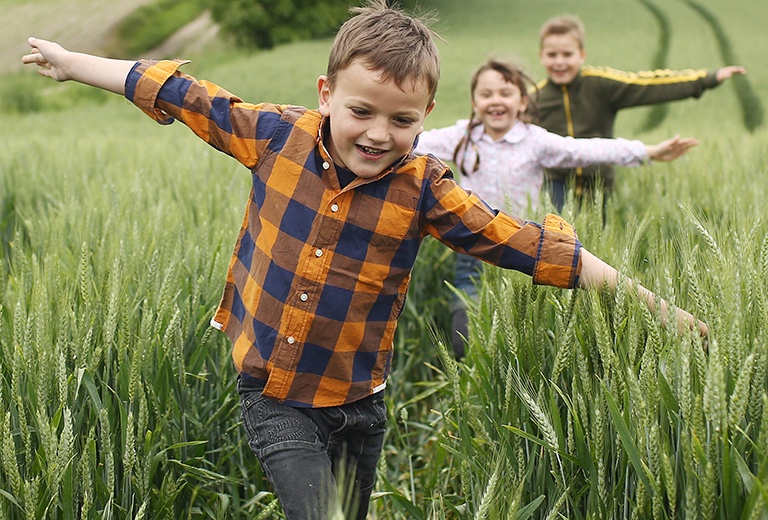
[267,141,353,397]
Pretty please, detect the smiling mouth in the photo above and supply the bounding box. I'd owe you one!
[357,144,386,156]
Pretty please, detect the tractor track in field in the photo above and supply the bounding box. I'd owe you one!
[0,0,218,76]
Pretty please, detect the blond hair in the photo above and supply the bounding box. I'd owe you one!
[326,0,441,104]
[539,15,585,50]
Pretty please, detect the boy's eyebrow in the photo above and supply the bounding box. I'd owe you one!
[347,97,425,118]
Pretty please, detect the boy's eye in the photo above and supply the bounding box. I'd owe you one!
[394,117,415,126]
[351,107,370,117]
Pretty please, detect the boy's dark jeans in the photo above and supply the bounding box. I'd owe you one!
[238,376,387,520]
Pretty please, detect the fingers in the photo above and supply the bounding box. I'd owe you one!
[717,65,747,82]
[22,37,64,80]
[728,65,747,75]
[698,320,709,337]
[22,37,46,66]
[651,135,698,161]
[677,137,699,149]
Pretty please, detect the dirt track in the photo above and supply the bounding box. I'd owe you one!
[1,0,214,75]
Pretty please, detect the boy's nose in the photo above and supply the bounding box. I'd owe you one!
[366,122,389,142]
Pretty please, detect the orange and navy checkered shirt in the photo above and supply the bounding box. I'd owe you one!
[125,60,583,408]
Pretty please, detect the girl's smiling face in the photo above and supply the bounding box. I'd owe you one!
[471,68,528,141]
[317,59,435,179]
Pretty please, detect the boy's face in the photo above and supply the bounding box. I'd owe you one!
[539,34,586,85]
[317,59,435,179]
[471,68,528,141]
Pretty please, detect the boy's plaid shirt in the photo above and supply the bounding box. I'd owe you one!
[126,60,583,408]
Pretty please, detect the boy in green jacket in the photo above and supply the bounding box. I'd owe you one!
[535,14,746,211]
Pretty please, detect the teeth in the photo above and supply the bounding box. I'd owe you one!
[359,145,384,155]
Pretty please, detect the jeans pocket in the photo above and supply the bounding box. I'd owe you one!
[366,391,388,429]
[242,392,322,458]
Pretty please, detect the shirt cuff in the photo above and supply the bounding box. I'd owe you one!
[532,214,582,288]
[125,59,190,124]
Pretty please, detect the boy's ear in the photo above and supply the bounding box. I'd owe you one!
[425,99,436,117]
[419,99,436,133]
[317,75,331,116]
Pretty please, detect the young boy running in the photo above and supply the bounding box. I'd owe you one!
[536,14,746,211]
[23,2,707,518]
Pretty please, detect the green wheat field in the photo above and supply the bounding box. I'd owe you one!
[2,0,768,518]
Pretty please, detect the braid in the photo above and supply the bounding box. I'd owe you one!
[452,114,482,177]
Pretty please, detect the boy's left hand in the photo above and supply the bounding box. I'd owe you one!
[716,65,747,82]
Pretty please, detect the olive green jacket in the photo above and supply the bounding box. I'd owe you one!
[534,66,720,190]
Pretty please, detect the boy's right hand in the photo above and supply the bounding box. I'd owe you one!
[22,37,132,95]
[22,37,72,81]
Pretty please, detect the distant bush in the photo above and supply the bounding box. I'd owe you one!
[210,0,351,49]
[110,0,208,56]
[210,0,423,50]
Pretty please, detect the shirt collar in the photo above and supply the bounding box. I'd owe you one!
[316,116,410,183]
[472,119,527,145]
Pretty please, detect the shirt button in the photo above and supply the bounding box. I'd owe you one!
[331,203,339,213]
[287,336,295,344]
[315,249,323,257]
[322,161,330,170]
[300,293,308,302]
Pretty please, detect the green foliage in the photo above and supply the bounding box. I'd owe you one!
[210,0,353,49]
[109,0,208,56]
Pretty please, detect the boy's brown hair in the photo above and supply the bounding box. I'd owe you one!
[539,15,585,50]
[326,0,441,105]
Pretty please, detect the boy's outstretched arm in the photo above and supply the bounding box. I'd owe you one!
[22,37,133,95]
[579,248,709,337]
[644,134,699,162]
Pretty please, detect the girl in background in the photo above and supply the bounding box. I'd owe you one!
[415,59,697,358]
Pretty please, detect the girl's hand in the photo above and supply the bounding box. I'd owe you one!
[646,134,699,162]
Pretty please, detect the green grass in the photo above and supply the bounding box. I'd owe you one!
[1,0,767,518]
